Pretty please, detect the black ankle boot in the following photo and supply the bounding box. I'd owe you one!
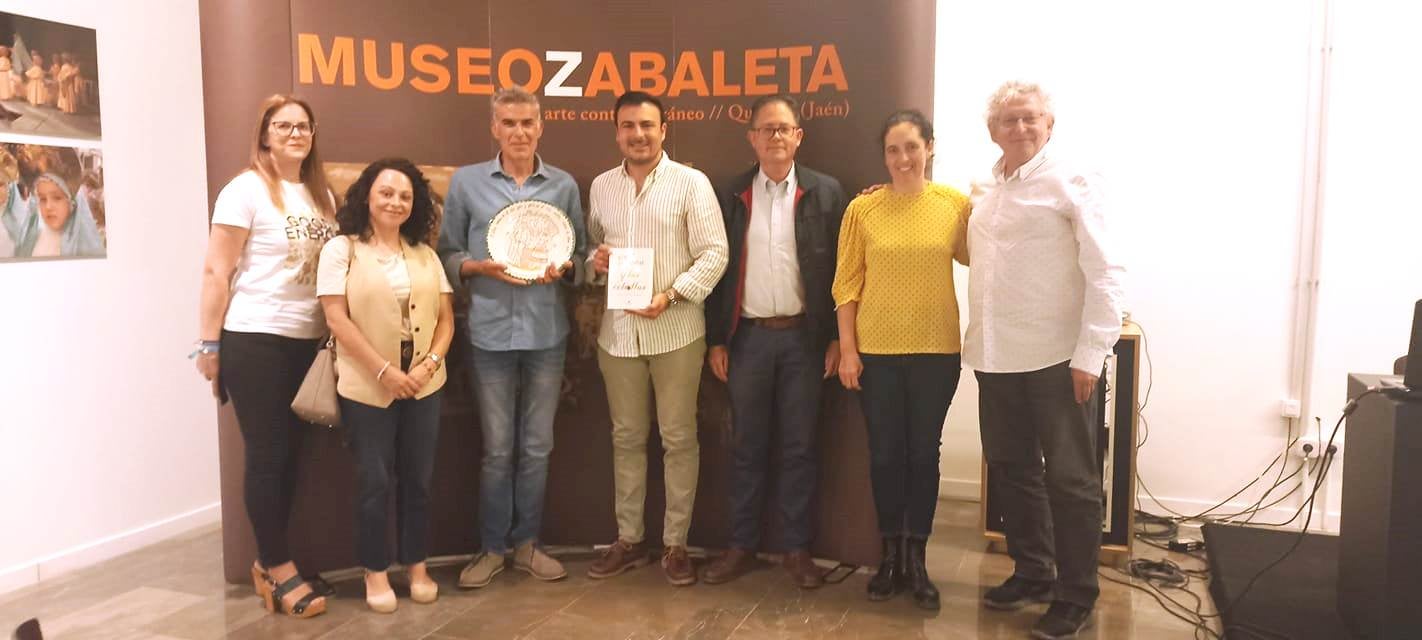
[904,536,939,610]
[867,536,903,601]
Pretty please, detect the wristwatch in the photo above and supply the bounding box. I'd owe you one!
[426,352,444,369]
[664,288,681,306]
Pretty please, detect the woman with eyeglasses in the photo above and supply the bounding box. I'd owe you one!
[195,94,338,619]
[831,109,970,611]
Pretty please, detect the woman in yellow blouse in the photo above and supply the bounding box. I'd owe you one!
[832,109,969,611]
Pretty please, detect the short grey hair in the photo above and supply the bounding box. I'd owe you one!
[984,81,1053,125]
[491,86,541,114]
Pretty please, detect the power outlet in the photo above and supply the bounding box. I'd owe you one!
[1281,399,1302,419]
[1291,436,1343,459]
[1292,436,1322,460]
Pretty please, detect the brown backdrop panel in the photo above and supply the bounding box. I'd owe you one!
[198,0,292,212]
[486,0,675,202]
[288,0,495,167]
[668,0,936,194]
[204,0,935,583]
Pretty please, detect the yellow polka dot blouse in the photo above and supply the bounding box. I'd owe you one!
[831,183,970,355]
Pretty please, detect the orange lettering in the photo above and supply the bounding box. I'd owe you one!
[497,48,543,92]
[712,50,741,96]
[628,52,668,95]
[297,34,354,86]
[743,48,776,96]
[409,44,450,93]
[778,46,813,93]
[583,52,625,97]
[456,48,493,95]
[361,40,404,90]
[806,44,848,92]
[667,51,709,97]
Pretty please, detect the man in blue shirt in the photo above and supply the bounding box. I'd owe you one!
[438,87,587,589]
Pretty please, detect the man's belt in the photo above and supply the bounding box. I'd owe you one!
[742,314,806,330]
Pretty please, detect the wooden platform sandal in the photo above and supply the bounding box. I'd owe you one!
[256,573,327,618]
[251,562,334,600]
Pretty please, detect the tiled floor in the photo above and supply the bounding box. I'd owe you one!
[0,501,1216,639]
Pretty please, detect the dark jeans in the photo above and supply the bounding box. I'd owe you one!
[977,361,1103,608]
[858,353,961,537]
[340,390,443,571]
[725,323,822,551]
[219,330,320,568]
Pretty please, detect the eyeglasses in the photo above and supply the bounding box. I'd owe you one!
[995,114,1045,128]
[751,125,800,138]
[270,121,315,137]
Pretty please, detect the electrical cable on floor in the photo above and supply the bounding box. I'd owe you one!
[820,563,858,585]
[1099,566,1221,640]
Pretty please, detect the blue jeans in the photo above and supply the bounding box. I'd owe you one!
[470,340,566,555]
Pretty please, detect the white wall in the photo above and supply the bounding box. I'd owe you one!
[0,0,217,595]
[1306,1,1422,524]
[932,0,1332,519]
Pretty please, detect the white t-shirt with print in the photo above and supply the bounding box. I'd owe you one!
[212,171,336,339]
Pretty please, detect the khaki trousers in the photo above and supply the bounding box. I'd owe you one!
[597,338,705,547]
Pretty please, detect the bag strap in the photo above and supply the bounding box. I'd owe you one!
[321,235,357,350]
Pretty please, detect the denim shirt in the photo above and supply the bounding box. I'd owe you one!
[437,155,587,351]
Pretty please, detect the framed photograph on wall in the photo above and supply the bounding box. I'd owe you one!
[0,9,104,262]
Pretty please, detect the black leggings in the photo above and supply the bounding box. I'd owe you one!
[220,330,319,568]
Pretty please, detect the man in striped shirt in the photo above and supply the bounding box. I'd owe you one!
[583,91,729,586]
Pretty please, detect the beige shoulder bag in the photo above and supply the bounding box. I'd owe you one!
[291,235,348,427]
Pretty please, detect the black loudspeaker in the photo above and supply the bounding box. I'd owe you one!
[1404,299,1421,390]
[1337,373,1422,639]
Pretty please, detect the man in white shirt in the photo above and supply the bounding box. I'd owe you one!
[701,95,847,589]
[966,81,1125,640]
[584,91,729,587]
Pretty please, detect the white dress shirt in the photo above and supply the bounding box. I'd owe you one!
[742,167,805,318]
[587,152,730,357]
[964,145,1125,374]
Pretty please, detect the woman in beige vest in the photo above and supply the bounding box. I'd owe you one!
[317,157,454,613]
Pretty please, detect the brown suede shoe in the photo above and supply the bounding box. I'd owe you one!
[587,539,650,579]
[783,550,824,589]
[661,545,697,586]
[702,548,757,585]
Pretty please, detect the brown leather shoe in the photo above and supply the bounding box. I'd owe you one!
[783,550,824,589]
[661,545,697,586]
[587,539,650,579]
[702,548,757,585]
